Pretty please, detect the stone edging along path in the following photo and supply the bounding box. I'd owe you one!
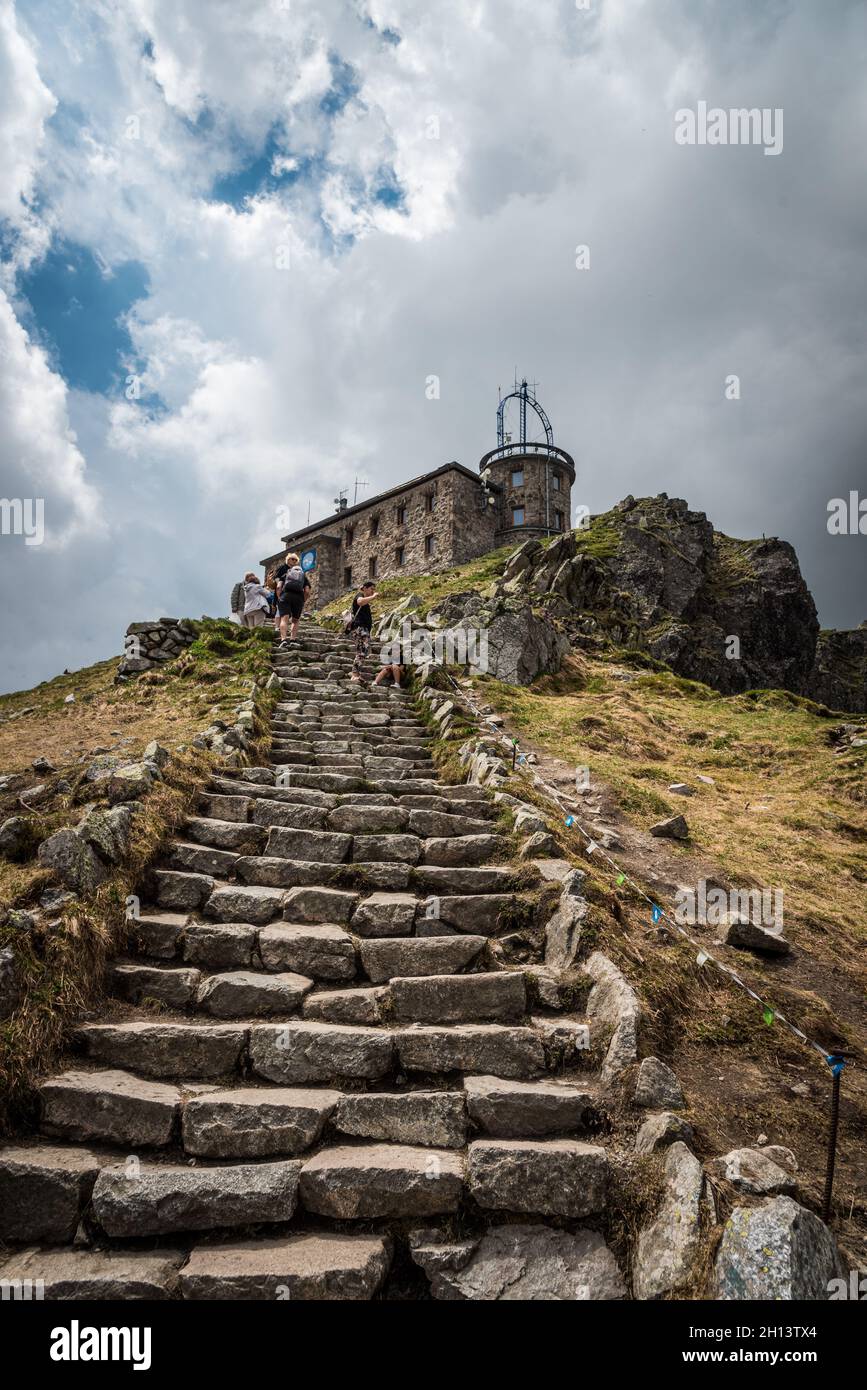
[0,623,847,1300]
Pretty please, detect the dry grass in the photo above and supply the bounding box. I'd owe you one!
[0,620,277,1130]
[470,658,867,1260]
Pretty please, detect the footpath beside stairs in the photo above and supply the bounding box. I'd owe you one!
[0,622,629,1301]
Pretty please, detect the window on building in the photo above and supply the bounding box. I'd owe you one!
[369,556,378,579]
[344,566,352,588]
[345,526,354,547]
[396,504,407,526]
[395,545,405,567]
[552,472,561,491]
[370,515,380,537]
[512,507,525,527]
[555,510,564,531]
[425,492,436,513]
[511,469,524,488]
[424,534,436,557]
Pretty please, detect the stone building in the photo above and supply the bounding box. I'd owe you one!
[262,382,575,607]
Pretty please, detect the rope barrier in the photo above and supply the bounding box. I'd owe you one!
[436,669,847,1210]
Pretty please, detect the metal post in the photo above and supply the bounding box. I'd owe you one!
[821,1054,846,1224]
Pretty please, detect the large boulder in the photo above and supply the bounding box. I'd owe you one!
[805,626,867,712]
[38,828,108,895]
[410,1223,627,1300]
[634,1142,705,1299]
[714,1196,845,1299]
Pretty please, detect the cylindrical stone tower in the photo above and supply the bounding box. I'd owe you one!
[479,379,575,545]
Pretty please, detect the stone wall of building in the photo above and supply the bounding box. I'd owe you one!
[262,450,575,609]
[486,449,575,546]
[265,465,499,608]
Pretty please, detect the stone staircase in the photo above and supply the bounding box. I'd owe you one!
[0,623,626,1300]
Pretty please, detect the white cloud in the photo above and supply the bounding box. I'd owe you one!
[0,288,102,545]
[0,0,865,693]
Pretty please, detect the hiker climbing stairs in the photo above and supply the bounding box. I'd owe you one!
[0,622,624,1301]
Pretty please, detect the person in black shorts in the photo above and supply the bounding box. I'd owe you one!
[276,551,311,646]
[350,581,377,683]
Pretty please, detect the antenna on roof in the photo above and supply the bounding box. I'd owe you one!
[306,500,311,524]
[353,477,370,506]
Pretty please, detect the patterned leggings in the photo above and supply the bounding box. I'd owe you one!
[353,627,371,675]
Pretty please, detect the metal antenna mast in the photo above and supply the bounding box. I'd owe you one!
[353,477,370,506]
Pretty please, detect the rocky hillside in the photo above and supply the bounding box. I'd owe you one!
[492,495,865,711]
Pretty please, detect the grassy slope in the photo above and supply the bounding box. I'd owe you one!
[0,621,276,1126]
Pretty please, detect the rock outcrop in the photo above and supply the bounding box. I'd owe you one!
[483,495,864,709]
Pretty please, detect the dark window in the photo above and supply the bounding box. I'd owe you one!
[395,545,405,566]
[552,472,561,491]
[511,469,524,487]
[555,510,564,531]
[370,516,380,537]
[368,556,378,579]
[424,534,435,556]
[425,492,436,513]
[344,566,352,587]
[345,526,354,547]
[396,504,407,526]
[512,507,525,526]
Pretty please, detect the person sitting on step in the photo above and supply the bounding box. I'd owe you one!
[349,581,377,683]
[373,660,407,689]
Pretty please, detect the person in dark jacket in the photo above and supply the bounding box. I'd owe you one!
[349,581,377,683]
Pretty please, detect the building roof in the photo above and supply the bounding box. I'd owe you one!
[276,460,484,548]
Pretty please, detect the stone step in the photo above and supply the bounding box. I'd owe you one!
[301,986,387,1025]
[350,891,418,937]
[333,1091,467,1149]
[182,1086,340,1158]
[395,1024,545,1079]
[178,1232,391,1300]
[0,1244,185,1299]
[0,1144,107,1243]
[91,1157,302,1237]
[265,827,353,863]
[39,1068,180,1148]
[183,923,258,969]
[466,1139,609,1219]
[111,961,201,1009]
[299,1143,464,1219]
[391,972,526,1024]
[185,817,267,852]
[422,834,507,866]
[76,1021,248,1079]
[413,865,524,894]
[196,969,313,1018]
[249,1022,394,1085]
[129,910,189,959]
[199,793,252,822]
[359,935,488,983]
[155,869,215,910]
[259,923,357,980]
[463,1074,599,1137]
[165,840,241,877]
[205,885,284,923]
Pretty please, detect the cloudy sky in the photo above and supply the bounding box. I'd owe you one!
[1,0,865,694]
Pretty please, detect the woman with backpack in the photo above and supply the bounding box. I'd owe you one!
[241,572,271,628]
[276,551,311,647]
[349,581,377,683]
